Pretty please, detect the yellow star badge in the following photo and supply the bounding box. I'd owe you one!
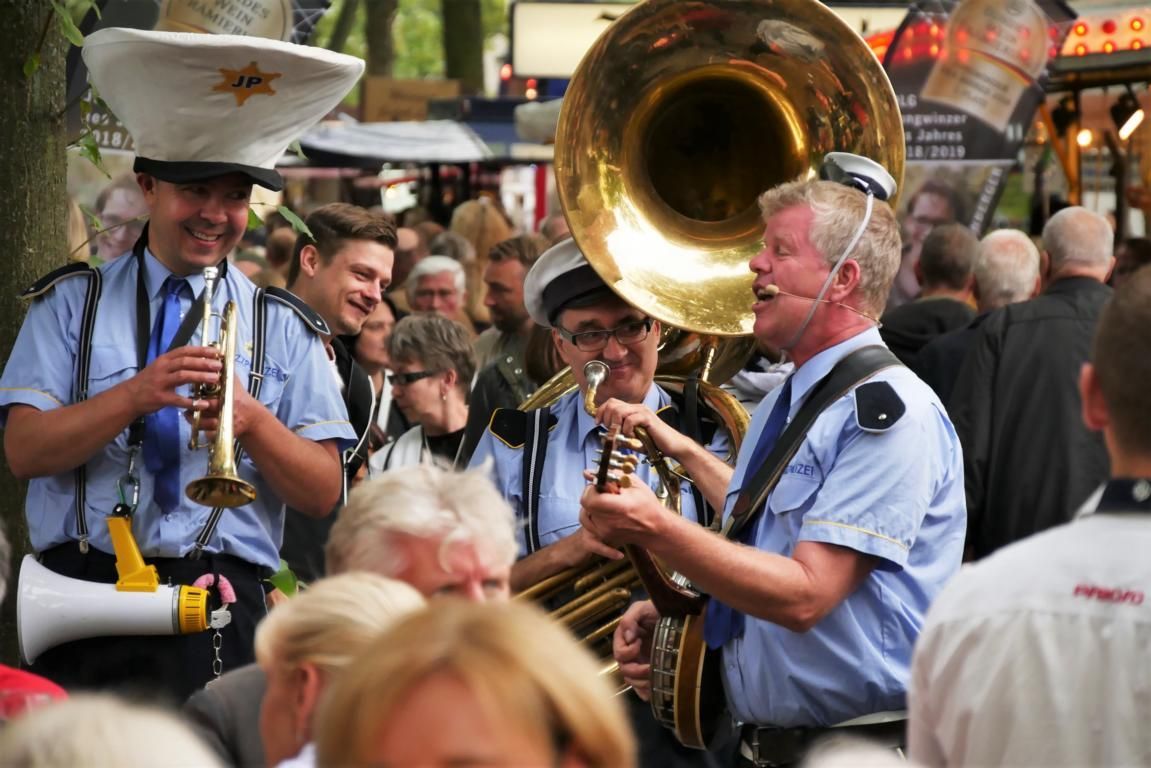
[214,61,281,107]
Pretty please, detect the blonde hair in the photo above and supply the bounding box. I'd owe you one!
[450,198,514,326]
[759,179,901,315]
[0,694,223,768]
[314,600,636,767]
[324,464,517,577]
[254,572,425,675]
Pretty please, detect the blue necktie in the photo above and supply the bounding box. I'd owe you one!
[704,376,793,649]
[143,277,188,513]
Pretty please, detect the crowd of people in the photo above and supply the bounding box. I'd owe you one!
[5,20,1151,768]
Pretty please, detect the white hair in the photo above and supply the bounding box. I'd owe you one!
[0,694,223,768]
[974,229,1040,310]
[1042,206,1114,273]
[406,255,466,295]
[325,463,517,577]
[254,572,425,674]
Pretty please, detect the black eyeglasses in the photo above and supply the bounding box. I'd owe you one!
[387,370,439,386]
[556,317,654,352]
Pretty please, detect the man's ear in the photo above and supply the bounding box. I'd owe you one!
[1080,362,1109,432]
[299,244,322,279]
[830,259,862,302]
[912,260,924,286]
[136,173,157,201]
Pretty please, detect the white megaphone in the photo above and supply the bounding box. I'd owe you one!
[17,556,217,664]
[16,515,222,664]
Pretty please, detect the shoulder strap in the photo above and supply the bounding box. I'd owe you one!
[72,267,103,553]
[521,406,552,555]
[723,345,901,540]
[191,287,270,558]
[264,286,330,335]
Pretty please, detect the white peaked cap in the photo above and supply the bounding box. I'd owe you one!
[82,27,365,191]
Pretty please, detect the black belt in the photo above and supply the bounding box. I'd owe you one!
[741,719,906,767]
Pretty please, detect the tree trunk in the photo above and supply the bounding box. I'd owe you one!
[364,0,399,77]
[442,0,484,94]
[0,1,68,665]
[325,0,360,54]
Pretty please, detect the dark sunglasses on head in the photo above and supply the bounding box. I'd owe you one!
[387,370,439,386]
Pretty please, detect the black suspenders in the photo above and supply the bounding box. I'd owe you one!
[521,406,551,555]
[72,269,104,553]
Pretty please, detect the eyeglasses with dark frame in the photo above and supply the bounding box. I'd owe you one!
[556,317,655,352]
[387,370,440,386]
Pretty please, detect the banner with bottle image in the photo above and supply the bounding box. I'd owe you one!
[883,0,1076,235]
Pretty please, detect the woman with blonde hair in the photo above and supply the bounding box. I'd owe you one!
[450,197,514,327]
[255,572,426,768]
[314,599,636,768]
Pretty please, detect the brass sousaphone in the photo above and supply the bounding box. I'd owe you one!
[523,0,905,745]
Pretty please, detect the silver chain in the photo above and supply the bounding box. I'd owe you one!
[212,630,223,678]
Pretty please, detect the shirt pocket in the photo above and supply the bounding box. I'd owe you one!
[536,494,582,547]
[766,473,820,517]
[89,345,138,452]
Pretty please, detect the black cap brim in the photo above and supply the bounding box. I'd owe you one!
[134,157,283,192]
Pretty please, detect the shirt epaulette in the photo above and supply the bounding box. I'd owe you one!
[20,262,95,299]
[486,407,558,449]
[854,380,906,432]
[264,287,330,335]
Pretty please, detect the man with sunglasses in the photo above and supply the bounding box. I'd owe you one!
[582,156,966,766]
[468,237,735,767]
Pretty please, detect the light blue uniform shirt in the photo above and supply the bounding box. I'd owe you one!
[0,250,356,570]
[469,384,730,555]
[720,328,966,727]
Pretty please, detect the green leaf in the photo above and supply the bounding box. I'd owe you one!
[79,203,102,233]
[247,208,263,231]
[266,560,300,597]
[278,206,314,240]
[78,132,110,178]
[289,140,307,159]
[87,0,103,19]
[22,53,40,80]
[50,0,85,47]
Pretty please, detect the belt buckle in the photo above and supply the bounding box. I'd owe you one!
[750,725,809,768]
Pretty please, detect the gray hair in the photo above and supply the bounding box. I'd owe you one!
[406,255,466,296]
[759,178,901,315]
[325,463,518,577]
[254,572,424,674]
[974,229,1040,311]
[1042,206,1114,273]
[386,313,476,396]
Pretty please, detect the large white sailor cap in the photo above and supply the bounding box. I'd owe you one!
[523,238,616,327]
[82,28,364,191]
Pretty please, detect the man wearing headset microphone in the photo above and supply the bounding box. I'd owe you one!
[581,154,967,767]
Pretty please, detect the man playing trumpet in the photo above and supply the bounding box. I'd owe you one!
[0,30,359,699]
[581,156,966,765]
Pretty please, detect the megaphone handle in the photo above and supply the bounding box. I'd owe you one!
[107,515,160,592]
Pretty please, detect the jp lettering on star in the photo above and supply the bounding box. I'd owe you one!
[214,61,281,106]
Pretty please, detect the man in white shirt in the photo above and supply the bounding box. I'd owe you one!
[909,266,1151,767]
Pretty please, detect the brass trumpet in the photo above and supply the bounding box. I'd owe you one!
[185,266,257,509]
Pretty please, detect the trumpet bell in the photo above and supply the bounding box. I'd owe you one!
[556,0,905,337]
[186,476,257,508]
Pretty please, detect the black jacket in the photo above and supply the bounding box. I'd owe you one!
[949,277,1111,559]
[879,296,975,370]
[280,339,376,583]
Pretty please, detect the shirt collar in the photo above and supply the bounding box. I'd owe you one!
[141,246,209,300]
[576,382,664,443]
[788,327,884,410]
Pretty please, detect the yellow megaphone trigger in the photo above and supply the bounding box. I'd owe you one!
[178,586,211,633]
[107,515,160,592]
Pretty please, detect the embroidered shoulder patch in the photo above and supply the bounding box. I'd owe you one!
[21,262,94,300]
[854,381,905,432]
[487,408,558,449]
[264,287,330,335]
